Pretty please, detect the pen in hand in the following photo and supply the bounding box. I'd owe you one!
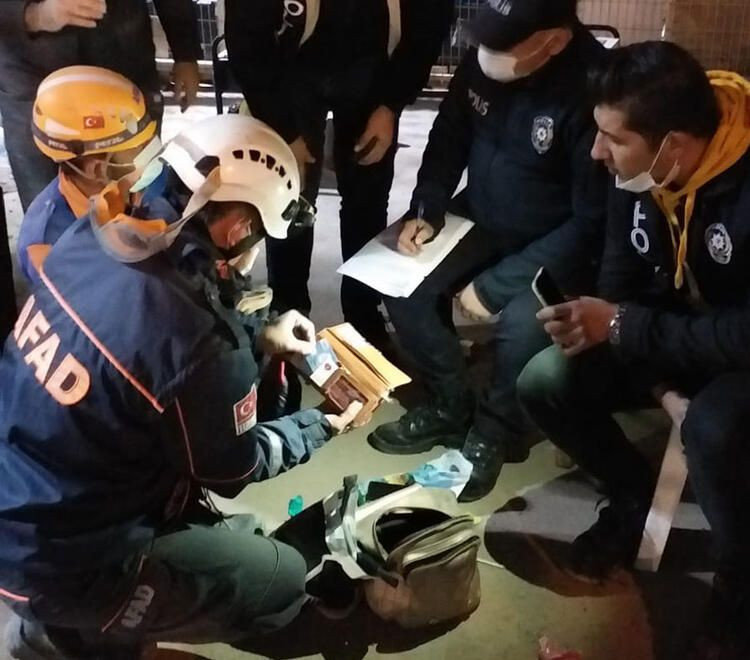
[412,202,426,253]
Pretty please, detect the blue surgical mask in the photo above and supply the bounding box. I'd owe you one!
[128,136,165,192]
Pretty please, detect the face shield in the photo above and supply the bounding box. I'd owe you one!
[91,167,221,263]
[123,135,165,191]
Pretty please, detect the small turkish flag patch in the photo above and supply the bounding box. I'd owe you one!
[233,385,257,436]
[83,115,105,129]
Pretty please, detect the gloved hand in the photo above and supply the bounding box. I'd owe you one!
[25,0,106,32]
[258,311,316,358]
[173,61,200,112]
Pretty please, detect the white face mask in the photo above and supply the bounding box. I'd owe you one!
[66,136,164,188]
[615,134,680,193]
[477,38,554,83]
[477,46,520,82]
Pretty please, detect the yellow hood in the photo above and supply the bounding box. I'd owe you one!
[652,70,750,289]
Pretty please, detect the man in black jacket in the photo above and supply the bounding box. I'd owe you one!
[368,0,608,502]
[518,42,750,659]
[225,0,454,348]
[0,0,201,211]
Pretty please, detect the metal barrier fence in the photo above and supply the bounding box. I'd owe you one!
[194,0,220,61]
[151,0,750,76]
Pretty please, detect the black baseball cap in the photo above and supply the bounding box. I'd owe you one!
[470,0,578,51]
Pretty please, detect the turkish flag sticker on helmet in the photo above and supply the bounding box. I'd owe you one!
[233,385,258,435]
[84,115,105,129]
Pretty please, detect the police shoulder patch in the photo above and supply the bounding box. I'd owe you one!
[532,116,554,154]
[705,223,733,265]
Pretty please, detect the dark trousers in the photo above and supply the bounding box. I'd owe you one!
[5,521,308,658]
[265,87,397,343]
[0,97,58,212]
[518,344,750,570]
[0,189,17,343]
[385,225,554,447]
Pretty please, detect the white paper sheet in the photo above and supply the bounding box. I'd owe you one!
[337,214,475,298]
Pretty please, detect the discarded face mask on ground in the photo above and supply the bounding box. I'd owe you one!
[274,473,482,628]
[352,449,474,504]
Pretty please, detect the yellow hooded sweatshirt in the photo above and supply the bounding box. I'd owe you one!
[651,70,750,290]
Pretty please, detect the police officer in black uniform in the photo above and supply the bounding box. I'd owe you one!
[0,0,202,211]
[369,0,608,502]
[224,0,455,349]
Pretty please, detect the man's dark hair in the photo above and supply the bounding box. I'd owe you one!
[588,41,720,146]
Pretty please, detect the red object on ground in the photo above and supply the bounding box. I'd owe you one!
[538,637,583,660]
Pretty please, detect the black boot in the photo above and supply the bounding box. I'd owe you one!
[458,429,530,503]
[4,614,62,660]
[567,497,649,580]
[368,395,473,455]
[5,613,145,660]
[689,570,750,660]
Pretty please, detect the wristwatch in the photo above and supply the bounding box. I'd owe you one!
[608,304,627,346]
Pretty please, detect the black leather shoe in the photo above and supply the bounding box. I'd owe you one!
[568,498,649,580]
[688,571,750,660]
[368,399,472,455]
[458,430,531,503]
[458,430,508,502]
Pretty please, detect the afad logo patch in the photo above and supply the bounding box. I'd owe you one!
[233,385,258,436]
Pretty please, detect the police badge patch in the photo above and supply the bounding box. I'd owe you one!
[705,223,733,265]
[532,116,554,154]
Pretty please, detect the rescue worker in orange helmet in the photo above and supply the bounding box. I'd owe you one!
[16,65,161,284]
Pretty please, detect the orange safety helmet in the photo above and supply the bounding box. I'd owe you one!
[32,65,157,163]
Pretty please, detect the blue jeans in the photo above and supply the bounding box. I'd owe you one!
[385,224,591,448]
[518,344,750,570]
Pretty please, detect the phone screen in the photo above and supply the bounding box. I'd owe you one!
[532,267,565,307]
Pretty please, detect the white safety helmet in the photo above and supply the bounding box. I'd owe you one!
[159,114,309,240]
[90,115,315,265]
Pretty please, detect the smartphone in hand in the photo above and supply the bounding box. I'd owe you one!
[532,267,565,307]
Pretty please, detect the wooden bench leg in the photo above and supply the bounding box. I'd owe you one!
[636,424,689,571]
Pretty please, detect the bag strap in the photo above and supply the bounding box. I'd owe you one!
[399,535,481,577]
[382,513,479,569]
[392,521,480,573]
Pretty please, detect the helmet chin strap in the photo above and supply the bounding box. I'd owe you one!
[64,157,112,185]
[222,232,265,260]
